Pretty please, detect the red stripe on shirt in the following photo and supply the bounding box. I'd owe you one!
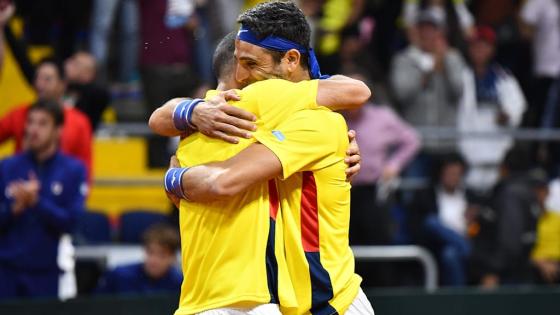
[301,171,320,252]
[268,180,279,221]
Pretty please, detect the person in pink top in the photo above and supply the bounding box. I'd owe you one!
[343,73,420,246]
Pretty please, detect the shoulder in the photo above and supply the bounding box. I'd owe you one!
[244,79,315,94]
[447,49,465,62]
[3,105,29,119]
[167,267,183,282]
[58,153,87,174]
[65,107,92,125]
[393,48,414,63]
[112,263,144,278]
[0,153,27,169]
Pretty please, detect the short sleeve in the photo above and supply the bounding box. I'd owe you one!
[521,0,542,24]
[254,109,344,179]
[244,79,319,125]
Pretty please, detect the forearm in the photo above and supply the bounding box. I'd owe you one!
[317,75,371,110]
[444,55,465,102]
[34,199,76,233]
[387,129,420,171]
[148,98,188,137]
[177,144,282,202]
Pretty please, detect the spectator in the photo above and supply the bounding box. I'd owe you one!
[95,224,182,294]
[519,0,560,129]
[339,24,379,80]
[64,51,110,130]
[459,26,527,192]
[90,0,139,83]
[528,175,560,284]
[391,8,466,177]
[0,99,87,299]
[344,72,420,245]
[392,8,465,134]
[0,0,14,79]
[531,202,560,285]
[138,0,199,167]
[409,153,473,286]
[402,0,475,51]
[479,149,543,287]
[0,59,93,179]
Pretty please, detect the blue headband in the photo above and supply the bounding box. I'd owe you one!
[237,25,323,79]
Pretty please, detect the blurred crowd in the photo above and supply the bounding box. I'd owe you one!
[1,0,560,301]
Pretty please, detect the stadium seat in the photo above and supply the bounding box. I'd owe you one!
[119,210,169,243]
[74,210,112,244]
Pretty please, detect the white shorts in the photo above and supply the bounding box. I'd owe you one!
[346,288,375,315]
[197,303,281,315]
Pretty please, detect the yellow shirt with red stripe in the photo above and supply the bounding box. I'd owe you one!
[174,79,318,315]
[255,108,362,315]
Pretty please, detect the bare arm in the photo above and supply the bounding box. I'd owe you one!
[181,143,282,202]
[148,93,257,141]
[148,76,370,138]
[317,75,371,110]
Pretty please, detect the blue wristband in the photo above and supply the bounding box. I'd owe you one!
[164,167,190,199]
[319,74,331,80]
[186,98,204,128]
[172,99,204,131]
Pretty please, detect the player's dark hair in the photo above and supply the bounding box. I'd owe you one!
[28,99,65,127]
[36,57,66,81]
[237,0,310,69]
[212,32,237,81]
[143,223,180,254]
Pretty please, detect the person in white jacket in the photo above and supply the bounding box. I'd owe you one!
[459,26,527,192]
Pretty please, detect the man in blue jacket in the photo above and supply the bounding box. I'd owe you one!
[0,99,87,299]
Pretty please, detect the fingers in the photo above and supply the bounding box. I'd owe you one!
[345,164,361,182]
[207,130,240,144]
[166,191,181,209]
[345,154,361,166]
[346,130,360,156]
[347,129,356,142]
[222,115,257,134]
[214,122,253,139]
[220,105,257,123]
[169,155,180,168]
[219,90,241,101]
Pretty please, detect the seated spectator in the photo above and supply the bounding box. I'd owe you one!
[0,100,87,299]
[531,208,560,285]
[344,72,420,245]
[0,59,93,179]
[409,153,473,286]
[459,26,527,192]
[476,149,544,287]
[64,51,110,131]
[95,224,182,295]
[531,178,560,285]
[391,8,466,178]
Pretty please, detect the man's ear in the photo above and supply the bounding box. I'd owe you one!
[283,49,301,73]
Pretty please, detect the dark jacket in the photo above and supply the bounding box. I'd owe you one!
[0,151,87,271]
[95,263,182,295]
[487,174,540,283]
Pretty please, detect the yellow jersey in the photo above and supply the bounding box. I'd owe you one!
[174,79,318,315]
[255,108,362,315]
